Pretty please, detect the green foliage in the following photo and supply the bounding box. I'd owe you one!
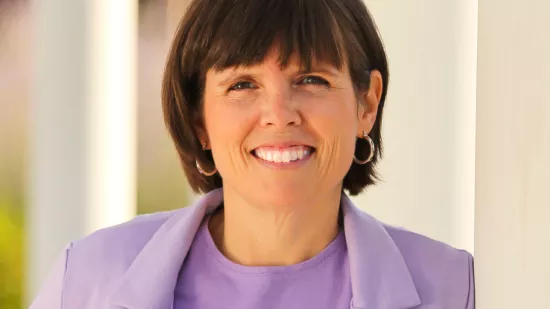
[0,199,24,309]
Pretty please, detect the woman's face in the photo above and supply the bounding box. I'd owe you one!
[201,49,380,208]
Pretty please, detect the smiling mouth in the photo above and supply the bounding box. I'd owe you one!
[252,145,315,163]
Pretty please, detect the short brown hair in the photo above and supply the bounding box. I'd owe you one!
[162,0,389,196]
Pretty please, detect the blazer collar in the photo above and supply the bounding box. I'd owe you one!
[340,194,420,309]
[110,188,420,309]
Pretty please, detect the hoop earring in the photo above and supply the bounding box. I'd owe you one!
[196,160,217,176]
[353,131,375,165]
[196,141,217,176]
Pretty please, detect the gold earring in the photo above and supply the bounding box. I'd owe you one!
[197,141,217,176]
[196,160,217,176]
[353,131,375,165]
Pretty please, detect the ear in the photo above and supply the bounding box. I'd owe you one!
[357,70,383,136]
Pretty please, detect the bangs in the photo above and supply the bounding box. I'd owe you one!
[201,0,347,72]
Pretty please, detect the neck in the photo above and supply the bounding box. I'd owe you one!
[208,187,342,266]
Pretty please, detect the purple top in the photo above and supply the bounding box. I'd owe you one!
[174,216,352,309]
[30,188,475,309]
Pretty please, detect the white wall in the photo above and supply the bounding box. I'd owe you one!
[475,0,550,307]
[352,0,478,252]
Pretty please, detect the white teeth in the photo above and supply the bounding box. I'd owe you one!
[282,151,291,163]
[254,146,313,163]
[273,152,282,163]
[290,151,298,161]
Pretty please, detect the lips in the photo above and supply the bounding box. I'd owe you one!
[252,145,315,163]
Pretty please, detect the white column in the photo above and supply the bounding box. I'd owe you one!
[27,0,137,302]
[475,0,550,308]
[354,0,478,252]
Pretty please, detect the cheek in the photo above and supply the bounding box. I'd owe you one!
[303,92,358,171]
[203,94,255,145]
[304,92,359,138]
[203,98,257,174]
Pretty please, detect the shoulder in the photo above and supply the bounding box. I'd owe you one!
[30,207,198,309]
[31,188,227,309]
[384,224,474,308]
[61,208,192,304]
[73,208,179,247]
[67,208,185,271]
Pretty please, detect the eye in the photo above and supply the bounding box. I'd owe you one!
[297,75,330,86]
[229,81,257,91]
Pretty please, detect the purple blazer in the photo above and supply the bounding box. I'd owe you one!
[30,188,475,309]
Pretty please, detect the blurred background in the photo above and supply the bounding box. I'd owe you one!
[1,1,190,308]
[1,0,549,308]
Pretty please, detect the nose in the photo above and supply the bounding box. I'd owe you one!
[259,88,302,129]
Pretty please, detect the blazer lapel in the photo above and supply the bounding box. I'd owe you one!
[109,189,224,309]
[342,194,421,309]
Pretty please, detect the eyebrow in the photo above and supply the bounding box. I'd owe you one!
[215,64,341,87]
[295,65,340,77]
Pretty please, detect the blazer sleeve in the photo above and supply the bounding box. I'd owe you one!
[28,243,73,309]
[465,252,475,309]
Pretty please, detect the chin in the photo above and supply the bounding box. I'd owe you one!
[257,185,315,208]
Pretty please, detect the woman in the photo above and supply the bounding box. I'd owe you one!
[31,0,475,308]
